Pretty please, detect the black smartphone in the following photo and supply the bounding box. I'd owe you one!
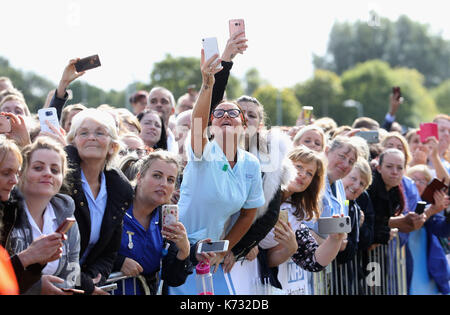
[414,201,427,215]
[75,55,101,72]
[392,86,401,101]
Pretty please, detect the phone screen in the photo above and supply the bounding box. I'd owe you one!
[200,242,227,253]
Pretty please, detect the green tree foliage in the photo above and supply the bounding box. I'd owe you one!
[244,68,267,96]
[340,60,437,127]
[149,54,201,101]
[253,85,301,127]
[149,54,243,103]
[431,80,450,115]
[314,15,450,87]
[293,69,344,123]
[0,57,54,113]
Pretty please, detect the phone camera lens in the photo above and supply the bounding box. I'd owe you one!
[346,218,350,225]
[45,111,53,116]
[235,23,239,26]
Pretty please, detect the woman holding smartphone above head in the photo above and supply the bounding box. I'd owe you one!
[4,137,81,295]
[63,108,134,295]
[170,49,265,295]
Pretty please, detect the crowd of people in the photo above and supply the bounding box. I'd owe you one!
[0,30,449,295]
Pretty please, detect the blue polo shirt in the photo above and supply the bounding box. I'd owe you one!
[178,140,265,243]
[114,206,163,295]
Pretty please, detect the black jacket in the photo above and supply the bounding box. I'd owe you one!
[356,191,375,251]
[366,171,403,244]
[62,145,134,294]
[0,189,44,294]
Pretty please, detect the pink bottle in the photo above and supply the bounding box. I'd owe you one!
[196,261,214,295]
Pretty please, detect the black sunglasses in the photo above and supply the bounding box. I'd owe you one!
[212,108,241,119]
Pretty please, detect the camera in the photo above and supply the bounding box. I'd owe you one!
[45,111,53,116]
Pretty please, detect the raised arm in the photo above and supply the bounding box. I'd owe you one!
[190,50,222,157]
[211,31,248,110]
[50,58,85,119]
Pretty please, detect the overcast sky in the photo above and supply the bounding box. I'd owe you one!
[2,0,450,92]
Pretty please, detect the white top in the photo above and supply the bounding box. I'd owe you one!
[24,202,60,275]
[259,202,302,249]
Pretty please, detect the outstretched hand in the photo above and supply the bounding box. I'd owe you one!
[200,50,222,89]
[221,31,248,62]
[57,58,85,98]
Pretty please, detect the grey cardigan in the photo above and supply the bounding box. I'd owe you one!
[5,193,81,294]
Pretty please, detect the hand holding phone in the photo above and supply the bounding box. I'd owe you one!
[417,123,439,144]
[75,55,101,72]
[414,201,427,215]
[38,108,60,135]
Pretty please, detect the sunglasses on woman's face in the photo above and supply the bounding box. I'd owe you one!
[212,108,241,119]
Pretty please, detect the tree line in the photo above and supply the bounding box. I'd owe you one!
[2,14,449,128]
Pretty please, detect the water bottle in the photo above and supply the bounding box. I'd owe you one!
[195,260,214,295]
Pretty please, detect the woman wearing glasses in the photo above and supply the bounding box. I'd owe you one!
[170,50,265,295]
[63,108,134,295]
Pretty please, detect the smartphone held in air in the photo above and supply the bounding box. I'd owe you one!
[392,86,402,101]
[302,106,313,125]
[38,108,60,134]
[229,19,245,38]
[197,240,229,254]
[75,54,101,72]
[202,37,221,69]
[355,130,379,143]
[417,123,439,143]
[318,216,351,234]
[56,217,76,234]
[414,201,427,215]
[162,204,178,228]
[0,115,11,133]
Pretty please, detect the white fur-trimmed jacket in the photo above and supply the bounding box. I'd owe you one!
[225,128,296,259]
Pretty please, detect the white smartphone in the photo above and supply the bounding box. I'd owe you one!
[318,216,351,234]
[197,240,229,254]
[202,37,221,69]
[38,108,60,134]
[162,204,178,228]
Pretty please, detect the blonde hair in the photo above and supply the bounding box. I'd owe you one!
[293,125,327,152]
[382,132,411,166]
[18,136,68,192]
[60,103,87,130]
[287,146,326,221]
[66,108,121,169]
[0,136,22,168]
[0,94,30,116]
[406,164,433,183]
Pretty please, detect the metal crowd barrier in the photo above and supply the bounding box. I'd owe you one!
[104,272,151,295]
[310,234,407,295]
